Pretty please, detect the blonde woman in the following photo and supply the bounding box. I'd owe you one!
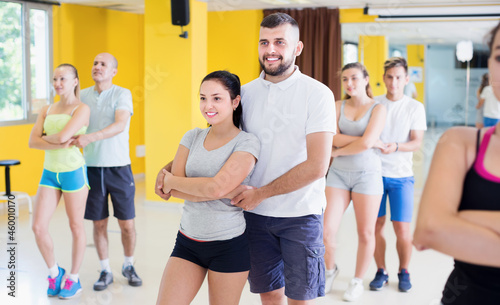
[29,63,90,299]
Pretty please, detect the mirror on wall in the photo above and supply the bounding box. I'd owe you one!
[341,20,498,127]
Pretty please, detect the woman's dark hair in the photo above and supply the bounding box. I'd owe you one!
[479,73,490,94]
[56,63,80,98]
[340,62,373,100]
[486,21,500,52]
[201,70,242,128]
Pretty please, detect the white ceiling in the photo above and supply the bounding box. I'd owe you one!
[58,0,500,13]
[342,20,499,46]
[58,0,500,45]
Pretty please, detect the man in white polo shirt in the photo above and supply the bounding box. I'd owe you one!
[229,13,335,304]
[369,57,426,293]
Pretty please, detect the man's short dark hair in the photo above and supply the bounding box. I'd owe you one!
[261,13,299,29]
[383,57,408,75]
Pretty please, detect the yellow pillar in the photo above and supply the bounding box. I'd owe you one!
[407,45,425,104]
[207,10,262,85]
[144,0,207,201]
[358,35,388,97]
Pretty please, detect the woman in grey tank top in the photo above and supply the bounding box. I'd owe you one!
[156,71,260,305]
[323,63,387,301]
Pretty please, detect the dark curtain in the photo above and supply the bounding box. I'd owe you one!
[263,7,342,101]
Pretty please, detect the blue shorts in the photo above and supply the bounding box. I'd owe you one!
[171,231,250,273]
[39,165,89,192]
[326,167,383,195]
[84,166,135,221]
[244,212,325,301]
[377,176,415,222]
[484,117,500,127]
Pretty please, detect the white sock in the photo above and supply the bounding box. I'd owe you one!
[353,277,363,284]
[68,273,79,282]
[326,268,335,275]
[124,256,134,267]
[49,264,59,278]
[100,258,111,273]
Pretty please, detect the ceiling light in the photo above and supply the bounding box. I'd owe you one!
[259,0,311,5]
[365,5,500,20]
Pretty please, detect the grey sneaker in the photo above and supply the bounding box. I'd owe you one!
[325,265,339,294]
[122,265,142,287]
[93,270,113,291]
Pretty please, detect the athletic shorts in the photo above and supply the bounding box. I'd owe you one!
[39,165,89,192]
[326,167,383,195]
[244,212,325,301]
[484,117,500,127]
[171,231,250,273]
[84,166,135,221]
[378,176,415,222]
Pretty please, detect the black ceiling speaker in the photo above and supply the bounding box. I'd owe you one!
[171,0,190,38]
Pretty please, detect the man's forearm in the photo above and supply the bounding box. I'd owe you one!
[259,160,327,199]
[398,138,423,152]
[93,121,126,142]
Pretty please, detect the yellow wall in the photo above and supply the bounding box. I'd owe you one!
[0,4,144,196]
[359,36,388,97]
[340,8,377,23]
[53,4,145,175]
[407,44,426,104]
[144,0,207,201]
[0,125,43,196]
[207,10,262,85]
[144,7,263,202]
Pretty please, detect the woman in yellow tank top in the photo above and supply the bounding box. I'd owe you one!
[29,63,90,299]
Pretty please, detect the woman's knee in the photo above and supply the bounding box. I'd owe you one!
[68,220,85,235]
[32,221,48,237]
[358,228,375,244]
[323,230,337,248]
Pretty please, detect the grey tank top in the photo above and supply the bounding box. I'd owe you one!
[331,100,381,172]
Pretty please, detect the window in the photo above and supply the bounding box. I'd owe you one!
[343,42,358,66]
[391,49,404,58]
[0,0,52,126]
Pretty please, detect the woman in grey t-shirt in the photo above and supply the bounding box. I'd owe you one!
[156,71,260,305]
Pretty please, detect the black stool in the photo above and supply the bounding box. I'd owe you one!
[0,160,32,215]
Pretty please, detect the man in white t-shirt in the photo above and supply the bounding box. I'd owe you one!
[369,57,427,293]
[481,85,500,127]
[156,12,335,305]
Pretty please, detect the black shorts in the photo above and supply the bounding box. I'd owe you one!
[84,166,135,221]
[171,231,250,273]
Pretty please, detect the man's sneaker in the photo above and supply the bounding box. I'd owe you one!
[58,278,82,299]
[122,265,142,287]
[47,266,65,297]
[369,268,389,291]
[398,269,412,292]
[93,270,114,291]
[343,278,364,302]
[325,265,339,294]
